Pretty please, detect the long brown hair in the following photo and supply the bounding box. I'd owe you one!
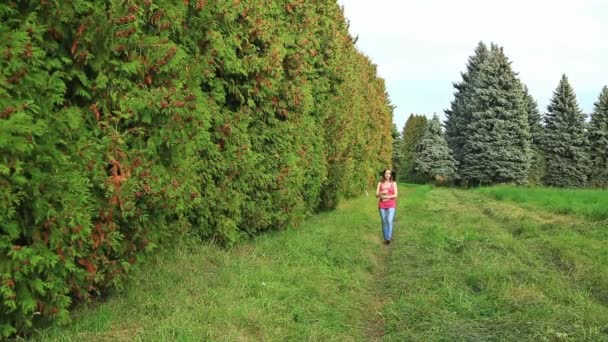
[381,169,395,182]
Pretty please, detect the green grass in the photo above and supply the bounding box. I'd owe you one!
[381,186,608,341]
[31,184,608,341]
[475,185,608,221]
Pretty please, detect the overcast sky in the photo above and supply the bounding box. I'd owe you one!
[337,0,608,130]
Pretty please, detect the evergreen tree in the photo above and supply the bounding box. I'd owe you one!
[0,1,394,334]
[399,114,427,182]
[460,44,531,185]
[414,115,457,183]
[391,123,403,176]
[524,86,543,145]
[588,86,608,187]
[445,42,489,169]
[523,86,546,184]
[542,75,590,187]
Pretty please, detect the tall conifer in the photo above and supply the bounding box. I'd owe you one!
[542,75,590,187]
[588,86,608,187]
[391,123,403,175]
[460,45,531,184]
[414,115,457,182]
[399,114,427,182]
[523,86,545,184]
[445,42,489,169]
[524,86,543,145]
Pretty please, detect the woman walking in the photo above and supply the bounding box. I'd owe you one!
[376,169,398,245]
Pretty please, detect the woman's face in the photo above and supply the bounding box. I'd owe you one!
[383,170,391,181]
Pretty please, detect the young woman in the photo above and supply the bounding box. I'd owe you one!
[376,169,398,245]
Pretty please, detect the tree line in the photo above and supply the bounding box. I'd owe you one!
[0,1,393,336]
[393,42,608,188]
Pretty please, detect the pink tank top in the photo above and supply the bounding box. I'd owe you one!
[378,182,396,209]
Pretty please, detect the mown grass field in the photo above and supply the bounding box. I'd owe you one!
[32,185,608,341]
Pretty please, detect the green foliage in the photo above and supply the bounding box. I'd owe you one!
[413,115,457,183]
[0,0,393,336]
[460,44,531,185]
[542,75,590,187]
[588,86,608,188]
[399,114,427,183]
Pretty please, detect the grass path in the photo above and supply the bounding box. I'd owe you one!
[33,192,395,341]
[33,185,608,341]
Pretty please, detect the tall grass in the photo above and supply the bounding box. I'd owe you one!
[475,185,608,221]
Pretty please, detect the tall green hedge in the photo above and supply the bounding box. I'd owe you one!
[0,0,393,336]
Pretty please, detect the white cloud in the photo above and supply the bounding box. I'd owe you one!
[338,0,608,129]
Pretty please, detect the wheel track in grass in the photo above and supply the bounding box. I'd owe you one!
[392,187,608,340]
[449,188,608,309]
[453,188,607,238]
[364,220,393,341]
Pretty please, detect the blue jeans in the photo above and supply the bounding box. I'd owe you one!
[379,208,395,241]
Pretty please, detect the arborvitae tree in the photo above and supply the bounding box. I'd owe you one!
[317,11,393,209]
[588,86,608,187]
[0,0,393,335]
[542,75,590,187]
[523,86,546,184]
[413,115,457,183]
[445,42,489,169]
[460,44,531,185]
[400,114,428,182]
[391,123,403,176]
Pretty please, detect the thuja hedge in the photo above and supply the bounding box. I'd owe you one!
[0,0,393,335]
